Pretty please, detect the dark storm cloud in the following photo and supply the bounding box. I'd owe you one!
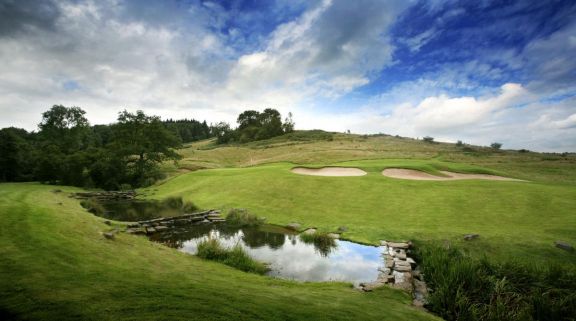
[0,0,60,37]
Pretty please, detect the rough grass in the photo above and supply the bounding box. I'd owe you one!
[0,183,437,321]
[414,243,576,321]
[226,208,265,227]
[196,238,268,274]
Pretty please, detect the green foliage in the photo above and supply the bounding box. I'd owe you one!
[226,208,265,227]
[416,244,576,321]
[196,238,268,274]
[298,231,337,257]
[491,142,503,150]
[80,198,106,216]
[456,140,464,147]
[423,136,434,143]
[215,108,295,144]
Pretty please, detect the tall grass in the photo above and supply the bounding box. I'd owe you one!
[415,244,576,321]
[226,208,265,227]
[299,231,337,257]
[196,238,268,274]
[79,198,106,216]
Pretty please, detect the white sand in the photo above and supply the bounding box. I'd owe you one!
[381,168,522,181]
[291,167,367,177]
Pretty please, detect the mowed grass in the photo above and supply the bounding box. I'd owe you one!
[148,160,576,266]
[0,183,437,321]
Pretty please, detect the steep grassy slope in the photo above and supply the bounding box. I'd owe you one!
[0,183,437,321]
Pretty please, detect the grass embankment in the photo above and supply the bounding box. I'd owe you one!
[0,183,436,320]
[148,159,576,266]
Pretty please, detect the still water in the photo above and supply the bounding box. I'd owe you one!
[151,224,386,284]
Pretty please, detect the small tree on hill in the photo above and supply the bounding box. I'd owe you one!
[423,136,434,143]
[456,140,464,147]
[490,142,502,150]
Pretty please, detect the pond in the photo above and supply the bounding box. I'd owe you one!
[81,197,195,221]
[150,224,387,284]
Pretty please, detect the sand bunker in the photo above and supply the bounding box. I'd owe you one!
[292,167,367,177]
[381,168,522,181]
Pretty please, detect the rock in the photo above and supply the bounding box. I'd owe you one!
[286,223,301,230]
[406,257,416,265]
[413,279,428,296]
[378,267,391,275]
[394,262,412,272]
[155,226,169,232]
[395,250,407,260]
[103,232,115,240]
[380,240,388,246]
[127,223,140,228]
[146,227,156,234]
[360,281,386,292]
[201,219,210,224]
[413,299,426,308]
[302,228,317,235]
[337,226,348,232]
[464,234,480,241]
[104,220,112,226]
[555,241,574,252]
[326,233,340,239]
[385,256,395,268]
[126,227,146,235]
[387,242,410,249]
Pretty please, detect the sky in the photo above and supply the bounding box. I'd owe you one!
[0,0,575,152]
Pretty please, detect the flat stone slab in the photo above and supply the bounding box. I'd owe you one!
[555,241,574,252]
[387,242,410,249]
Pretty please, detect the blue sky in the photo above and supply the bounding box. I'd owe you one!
[0,0,575,151]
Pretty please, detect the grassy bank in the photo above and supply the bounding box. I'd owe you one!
[0,183,436,320]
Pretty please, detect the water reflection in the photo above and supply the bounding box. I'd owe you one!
[151,224,385,283]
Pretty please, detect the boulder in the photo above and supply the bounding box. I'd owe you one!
[286,223,301,230]
[380,240,388,246]
[385,256,395,268]
[103,232,115,240]
[327,233,340,239]
[360,281,386,292]
[126,227,146,235]
[302,228,317,235]
[394,262,412,272]
[464,234,480,241]
[387,242,410,249]
[555,241,574,252]
[127,223,140,228]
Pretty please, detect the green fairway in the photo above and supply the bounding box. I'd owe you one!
[0,183,437,321]
[149,159,576,266]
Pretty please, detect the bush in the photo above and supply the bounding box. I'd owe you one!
[226,208,265,227]
[456,140,464,147]
[80,198,105,216]
[423,136,434,143]
[415,244,576,321]
[299,231,337,257]
[196,238,268,274]
[491,142,503,150]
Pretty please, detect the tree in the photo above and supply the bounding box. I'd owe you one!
[282,112,295,133]
[111,110,181,186]
[423,136,434,143]
[38,105,90,152]
[257,108,283,139]
[212,122,235,144]
[456,140,464,147]
[0,128,32,182]
[490,142,502,150]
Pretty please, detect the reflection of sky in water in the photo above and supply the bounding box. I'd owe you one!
[176,228,385,283]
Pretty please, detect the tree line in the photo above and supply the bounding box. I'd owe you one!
[0,105,294,189]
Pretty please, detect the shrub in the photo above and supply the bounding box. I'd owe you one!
[182,201,199,213]
[80,198,105,216]
[196,238,268,274]
[226,208,265,227]
[423,136,434,143]
[415,244,576,321]
[491,142,503,150]
[456,140,464,147]
[299,231,337,257]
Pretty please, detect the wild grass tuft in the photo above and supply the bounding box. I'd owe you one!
[415,244,576,321]
[196,238,268,274]
[299,231,337,257]
[226,208,265,227]
[80,198,106,216]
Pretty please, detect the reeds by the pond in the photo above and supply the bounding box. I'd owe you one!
[225,208,265,227]
[415,244,576,321]
[196,238,268,274]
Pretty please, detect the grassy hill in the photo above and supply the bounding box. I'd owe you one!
[1,130,575,320]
